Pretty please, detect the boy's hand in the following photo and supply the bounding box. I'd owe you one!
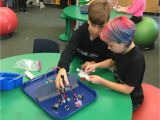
[55,68,69,89]
[82,61,97,73]
[88,75,104,84]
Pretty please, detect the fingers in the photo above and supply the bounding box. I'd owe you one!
[84,66,90,73]
[59,76,65,88]
[64,74,69,86]
[81,62,89,70]
[55,76,60,89]
[85,65,94,73]
[55,68,69,89]
[55,74,63,89]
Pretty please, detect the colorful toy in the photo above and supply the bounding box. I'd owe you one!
[76,68,90,81]
[22,70,97,119]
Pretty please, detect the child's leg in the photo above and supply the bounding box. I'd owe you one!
[23,0,27,13]
[18,0,23,12]
[132,104,140,112]
[130,16,142,24]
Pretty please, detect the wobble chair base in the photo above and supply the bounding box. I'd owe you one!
[0,33,13,40]
[138,43,154,51]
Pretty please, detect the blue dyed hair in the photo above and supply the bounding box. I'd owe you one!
[101,16,136,46]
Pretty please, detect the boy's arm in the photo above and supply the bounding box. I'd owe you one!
[58,24,85,71]
[95,59,114,68]
[101,78,134,94]
[56,24,86,88]
[84,59,114,73]
[89,75,134,94]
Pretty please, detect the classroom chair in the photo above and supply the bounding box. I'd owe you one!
[33,39,59,53]
[132,83,160,120]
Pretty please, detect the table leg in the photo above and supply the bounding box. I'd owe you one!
[59,18,71,42]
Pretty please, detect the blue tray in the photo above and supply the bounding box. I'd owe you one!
[0,72,23,90]
[22,70,96,119]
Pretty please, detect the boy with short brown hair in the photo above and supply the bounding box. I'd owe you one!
[55,0,112,89]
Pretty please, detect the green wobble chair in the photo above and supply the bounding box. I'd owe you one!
[134,17,159,50]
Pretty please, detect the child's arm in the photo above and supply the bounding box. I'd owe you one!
[84,59,114,73]
[126,1,144,15]
[89,75,134,94]
[116,0,145,15]
[115,5,128,12]
[95,59,114,68]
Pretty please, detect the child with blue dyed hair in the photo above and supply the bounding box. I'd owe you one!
[82,16,145,112]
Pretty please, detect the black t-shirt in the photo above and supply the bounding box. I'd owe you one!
[113,46,145,105]
[58,23,113,71]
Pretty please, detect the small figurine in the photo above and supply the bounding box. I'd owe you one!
[75,100,82,108]
[51,103,59,111]
[52,76,84,111]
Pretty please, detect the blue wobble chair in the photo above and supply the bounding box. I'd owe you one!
[33,39,60,53]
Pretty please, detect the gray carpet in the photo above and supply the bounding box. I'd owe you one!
[0,6,159,88]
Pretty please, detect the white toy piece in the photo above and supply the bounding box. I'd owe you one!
[25,71,35,79]
[76,68,90,81]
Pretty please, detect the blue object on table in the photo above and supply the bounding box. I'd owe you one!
[80,5,89,14]
[22,70,97,119]
[0,72,23,90]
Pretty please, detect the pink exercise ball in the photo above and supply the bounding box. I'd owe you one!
[0,7,18,36]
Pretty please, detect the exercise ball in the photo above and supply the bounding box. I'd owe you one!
[134,17,159,48]
[0,7,18,36]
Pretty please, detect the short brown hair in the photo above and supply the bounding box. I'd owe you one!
[88,0,111,26]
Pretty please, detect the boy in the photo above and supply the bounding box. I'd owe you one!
[55,0,112,89]
[83,16,145,111]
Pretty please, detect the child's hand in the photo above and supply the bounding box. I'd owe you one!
[115,5,127,12]
[82,62,97,73]
[81,61,95,72]
[88,75,104,84]
[55,68,69,89]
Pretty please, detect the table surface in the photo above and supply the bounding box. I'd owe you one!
[0,53,132,120]
[63,5,131,21]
